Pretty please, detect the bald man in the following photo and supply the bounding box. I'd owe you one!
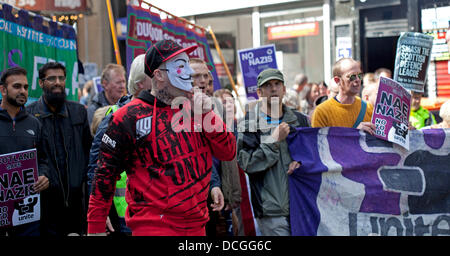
[311,58,375,135]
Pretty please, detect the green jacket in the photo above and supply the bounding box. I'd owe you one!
[410,106,436,129]
[237,103,309,218]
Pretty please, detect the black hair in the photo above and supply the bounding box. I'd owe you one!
[38,62,66,80]
[0,66,27,87]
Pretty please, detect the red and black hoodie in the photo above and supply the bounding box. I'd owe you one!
[87,90,236,235]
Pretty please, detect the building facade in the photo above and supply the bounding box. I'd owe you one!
[73,0,449,100]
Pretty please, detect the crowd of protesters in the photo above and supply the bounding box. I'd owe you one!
[0,38,449,237]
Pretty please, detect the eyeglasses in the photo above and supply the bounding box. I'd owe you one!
[345,73,363,82]
[42,76,66,83]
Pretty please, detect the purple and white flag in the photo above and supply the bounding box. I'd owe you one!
[287,127,450,236]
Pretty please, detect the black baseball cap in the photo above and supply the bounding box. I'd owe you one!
[257,68,284,87]
[144,39,197,77]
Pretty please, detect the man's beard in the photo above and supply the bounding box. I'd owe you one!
[6,92,26,107]
[43,86,66,110]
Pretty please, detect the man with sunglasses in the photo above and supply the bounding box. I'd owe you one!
[311,58,375,134]
[27,62,92,236]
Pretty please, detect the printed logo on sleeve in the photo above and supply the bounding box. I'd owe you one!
[136,116,152,140]
[102,134,116,148]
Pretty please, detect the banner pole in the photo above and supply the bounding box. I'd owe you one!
[106,0,122,65]
[142,0,206,32]
[138,1,245,114]
[208,27,244,112]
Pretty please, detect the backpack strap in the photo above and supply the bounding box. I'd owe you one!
[352,100,367,128]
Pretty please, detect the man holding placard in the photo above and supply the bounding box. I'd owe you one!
[0,66,49,236]
[311,58,375,134]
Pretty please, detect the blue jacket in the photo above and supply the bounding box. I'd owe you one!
[87,95,132,193]
[87,94,222,193]
[87,91,111,125]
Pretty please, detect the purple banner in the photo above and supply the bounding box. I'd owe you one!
[126,4,221,91]
[0,149,40,228]
[287,127,450,236]
[371,77,411,149]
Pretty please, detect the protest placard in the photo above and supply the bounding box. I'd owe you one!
[92,76,103,94]
[237,44,278,101]
[0,149,40,228]
[371,77,411,149]
[393,32,434,92]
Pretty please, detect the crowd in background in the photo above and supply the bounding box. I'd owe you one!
[0,38,449,237]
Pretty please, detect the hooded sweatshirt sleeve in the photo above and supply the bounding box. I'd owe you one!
[87,110,131,234]
[201,110,236,162]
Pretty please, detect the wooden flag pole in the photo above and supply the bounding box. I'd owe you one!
[106,0,122,65]
[138,1,244,111]
[208,27,244,112]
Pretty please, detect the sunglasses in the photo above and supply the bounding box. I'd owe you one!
[346,73,363,82]
[42,76,66,83]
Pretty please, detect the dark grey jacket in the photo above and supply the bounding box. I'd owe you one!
[27,98,92,207]
[86,94,132,193]
[0,102,49,178]
[87,91,111,125]
[237,103,309,218]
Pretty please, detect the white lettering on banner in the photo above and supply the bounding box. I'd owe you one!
[241,52,254,61]
[72,61,78,95]
[16,26,44,44]
[397,44,430,79]
[0,19,13,33]
[0,18,76,50]
[54,0,81,9]
[11,0,37,7]
[348,212,450,236]
[136,21,163,41]
[241,51,273,67]
[247,85,258,94]
[133,21,205,59]
[32,56,47,91]
[249,56,273,66]
[31,57,66,91]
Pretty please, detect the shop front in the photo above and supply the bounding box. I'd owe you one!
[192,0,328,90]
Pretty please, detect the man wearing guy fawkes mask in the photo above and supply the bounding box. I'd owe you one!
[87,40,236,236]
[27,62,92,236]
